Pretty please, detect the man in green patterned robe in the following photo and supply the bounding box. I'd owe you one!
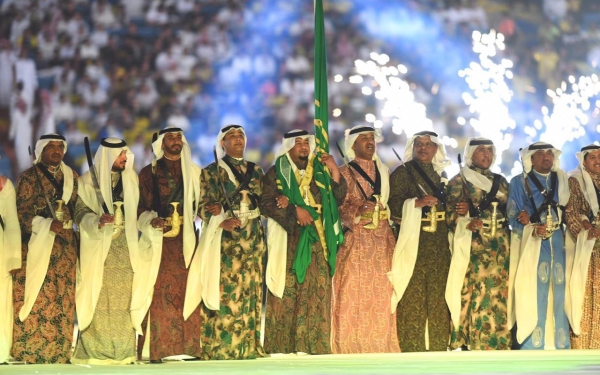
[194,125,267,360]
[261,129,346,354]
[445,137,511,350]
[388,130,451,352]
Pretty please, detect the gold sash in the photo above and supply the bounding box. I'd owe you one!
[294,159,328,260]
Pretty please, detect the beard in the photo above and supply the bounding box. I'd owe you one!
[112,164,125,172]
[295,158,308,169]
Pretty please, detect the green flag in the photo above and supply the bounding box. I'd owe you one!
[314,0,343,276]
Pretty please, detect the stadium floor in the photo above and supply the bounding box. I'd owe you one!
[4,350,600,375]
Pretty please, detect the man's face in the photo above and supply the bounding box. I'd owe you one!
[530,149,554,174]
[412,136,437,164]
[352,133,375,161]
[162,132,183,156]
[584,149,600,175]
[40,141,65,166]
[221,129,245,158]
[112,150,127,171]
[471,145,494,169]
[288,137,311,165]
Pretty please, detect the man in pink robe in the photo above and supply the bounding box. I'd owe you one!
[331,125,400,353]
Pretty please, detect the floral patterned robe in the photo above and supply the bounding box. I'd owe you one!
[11,165,78,363]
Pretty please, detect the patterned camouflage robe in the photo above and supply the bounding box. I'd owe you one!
[199,155,267,360]
[446,166,511,350]
[11,165,79,363]
[389,159,451,352]
[260,166,347,355]
[137,158,202,361]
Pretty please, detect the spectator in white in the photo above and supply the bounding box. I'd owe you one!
[92,0,118,29]
[0,39,16,108]
[38,0,58,11]
[90,106,109,132]
[63,121,86,146]
[146,3,169,26]
[543,0,567,23]
[82,81,108,108]
[73,97,92,123]
[253,46,276,78]
[79,38,99,60]
[37,30,58,63]
[463,0,488,30]
[54,93,75,124]
[13,48,37,106]
[73,23,90,45]
[129,134,151,173]
[85,59,107,84]
[215,1,247,28]
[58,12,87,42]
[177,47,197,81]
[195,36,214,61]
[58,36,77,60]
[170,36,185,57]
[135,82,158,113]
[178,24,196,49]
[284,46,310,79]
[90,24,109,48]
[166,107,191,132]
[10,11,30,45]
[36,90,56,139]
[155,47,179,84]
[55,63,76,97]
[176,0,195,14]
[441,2,466,32]
[122,0,145,19]
[9,81,32,173]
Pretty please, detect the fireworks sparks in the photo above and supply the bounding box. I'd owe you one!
[350,53,435,138]
[458,29,515,174]
[539,74,600,149]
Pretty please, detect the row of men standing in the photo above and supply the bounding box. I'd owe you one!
[1,124,599,365]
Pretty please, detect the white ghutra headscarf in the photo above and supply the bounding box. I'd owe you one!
[344,125,389,206]
[461,137,504,197]
[404,130,451,177]
[152,126,200,268]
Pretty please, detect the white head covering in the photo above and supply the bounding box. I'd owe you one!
[460,137,504,197]
[87,138,139,254]
[344,125,390,207]
[34,133,74,203]
[344,125,383,160]
[519,141,562,174]
[464,137,496,168]
[519,141,569,206]
[215,124,246,160]
[569,144,600,217]
[276,129,316,160]
[403,130,451,175]
[151,126,200,268]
